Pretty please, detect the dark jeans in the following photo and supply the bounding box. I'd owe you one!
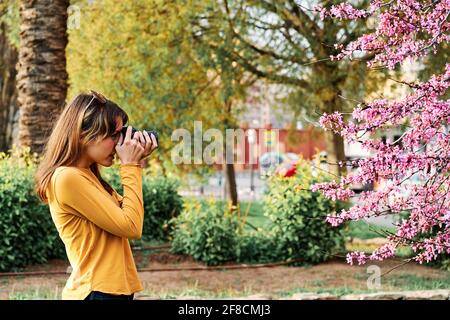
[84,291,134,301]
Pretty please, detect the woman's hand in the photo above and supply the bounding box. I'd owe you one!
[135,130,158,159]
[115,126,146,165]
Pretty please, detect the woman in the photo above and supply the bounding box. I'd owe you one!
[35,90,158,300]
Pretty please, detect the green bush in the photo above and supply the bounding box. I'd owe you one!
[141,177,183,241]
[261,157,346,264]
[235,231,278,263]
[0,150,65,272]
[102,166,183,242]
[170,158,346,266]
[435,256,450,272]
[170,200,239,265]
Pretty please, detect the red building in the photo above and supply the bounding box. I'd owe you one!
[219,123,327,172]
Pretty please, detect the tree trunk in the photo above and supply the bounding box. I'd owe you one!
[0,22,19,153]
[223,101,239,210]
[324,130,346,177]
[323,91,347,178]
[312,61,348,178]
[225,162,238,209]
[17,0,69,155]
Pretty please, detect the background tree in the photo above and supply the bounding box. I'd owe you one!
[16,0,69,155]
[68,0,256,207]
[0,1,19,152]
[195,0,377,176]
[191,0,258,208]
[67,1,227,181]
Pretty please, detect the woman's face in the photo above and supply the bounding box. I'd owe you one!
[81,117,123,168]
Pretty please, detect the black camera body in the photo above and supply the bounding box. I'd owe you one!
[120,126,159,146]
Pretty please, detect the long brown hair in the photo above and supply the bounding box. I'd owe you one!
[35,92,128,202]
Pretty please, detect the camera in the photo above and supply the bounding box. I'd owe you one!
[120,126,159,146]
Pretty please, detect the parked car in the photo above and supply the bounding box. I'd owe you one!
[275,153,299,178]
[259,152,284,178]
[258,152,301,178]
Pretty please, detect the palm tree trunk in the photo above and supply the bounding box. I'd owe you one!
[0,22,19,152]
[17,0,69,155]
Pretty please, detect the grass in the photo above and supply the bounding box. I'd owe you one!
[139,271,450,299]
[240,201,271,230]
[139,285,256,299]
[348,270,450,290]
[273,287,378,298]
[345,243,414,258]
[343,220,396,240]
[273,272,450,298]
[385,273,450,291]
[7,286,255,300]
[9,272,450,300]
[8,286,62,300]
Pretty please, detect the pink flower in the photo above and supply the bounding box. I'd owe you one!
[346,252,368,265]
[312,1,450,266]
[319,112,345,133]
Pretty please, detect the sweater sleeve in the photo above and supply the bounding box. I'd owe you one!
[53,165,144,239]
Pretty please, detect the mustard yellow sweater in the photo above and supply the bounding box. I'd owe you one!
[46,165,144,300]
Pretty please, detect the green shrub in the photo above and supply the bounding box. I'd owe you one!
[261,157,346,264]
[170,158,346,266]
[170,199,239,265]
[0,150,65,272]
[102,166,183,241]
[236,231,278,263]
[141,177,183,241]
[435,256,450,272]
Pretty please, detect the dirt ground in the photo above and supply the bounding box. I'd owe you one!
[1,251,449,299]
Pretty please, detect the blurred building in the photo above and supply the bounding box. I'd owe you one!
[223,82,328,172]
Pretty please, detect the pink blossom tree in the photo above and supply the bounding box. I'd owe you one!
[310,0,450,265]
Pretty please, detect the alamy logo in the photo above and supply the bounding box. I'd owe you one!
[366,265,381,290]
[171,121,280,165]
